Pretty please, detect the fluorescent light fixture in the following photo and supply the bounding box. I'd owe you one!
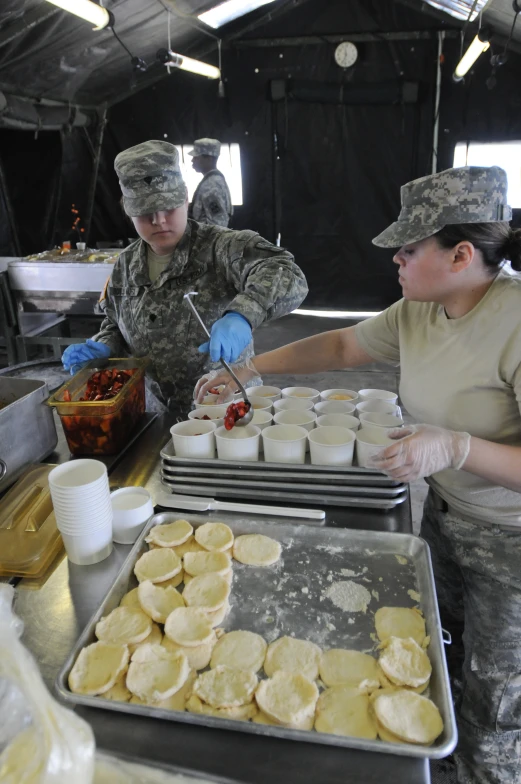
[294,309,381,319]
[423,0,490,22]
[453,30,491,80]
[198,0,276,29]
[45,0,111,29]
[162,51,220,79]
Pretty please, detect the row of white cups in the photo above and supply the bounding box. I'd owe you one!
[171,386,403,468]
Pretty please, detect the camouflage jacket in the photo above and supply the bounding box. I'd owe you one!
[93,220,308,412]
[189,170,233,227]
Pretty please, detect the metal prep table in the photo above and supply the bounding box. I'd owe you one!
[11,412,431,784]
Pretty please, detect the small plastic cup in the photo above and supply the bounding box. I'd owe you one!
[281,386,320,402]
[262,425,308,464]
[358,412,404,437]
[273,397,314,413]
[316,413,360,431]
[308,426,356,466]
[356,399,401,417]
[314,400,356,416]
[251,385,282,401]
[60,524,113,566]
[319,389,359,403]
[357,388,398,403]
[355,428,394,468]
[214,424,261,461]
[188,406,227,430]
[110,487,154,544]
[170,420,216,459]
[249,397,273,412]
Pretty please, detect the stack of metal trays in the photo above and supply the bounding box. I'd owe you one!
[159,440,407,509]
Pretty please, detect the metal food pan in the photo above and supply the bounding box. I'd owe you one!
[160,441,403,487]
[160,474,408,509]
[160,468,406,497]
[56,514,456,760]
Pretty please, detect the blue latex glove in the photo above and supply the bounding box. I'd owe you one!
[198,312,252,363]
[62,338,112,375]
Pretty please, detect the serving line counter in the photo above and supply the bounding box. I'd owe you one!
[9,412,431,784]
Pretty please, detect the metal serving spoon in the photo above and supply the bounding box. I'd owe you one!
[184,292,254,426]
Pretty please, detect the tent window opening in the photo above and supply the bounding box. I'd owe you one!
[176,143,243,206]
[453,141,521,208]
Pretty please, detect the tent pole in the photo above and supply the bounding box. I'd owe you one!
[431,31,445,174]
[0,156,22,255]
[85,107,107,245]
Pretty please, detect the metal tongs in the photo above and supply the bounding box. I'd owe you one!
[184,292,254,426]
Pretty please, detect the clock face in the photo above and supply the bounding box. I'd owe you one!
[334,41,358,68]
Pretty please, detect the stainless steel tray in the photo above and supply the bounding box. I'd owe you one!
[160,441,403,486]
[56,514,456,760]
[160,473,408,509]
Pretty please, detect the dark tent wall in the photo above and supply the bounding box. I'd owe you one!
[1,0,520,310]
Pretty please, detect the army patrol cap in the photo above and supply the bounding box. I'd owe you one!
[188,138,221,158]
[115,140,187,217]
[372,166,512,248]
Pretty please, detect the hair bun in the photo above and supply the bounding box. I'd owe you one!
[504,228,521,271]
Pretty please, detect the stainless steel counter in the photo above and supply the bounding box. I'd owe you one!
[12,413,430,784]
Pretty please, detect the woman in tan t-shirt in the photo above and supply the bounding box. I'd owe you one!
[195,165,521,784]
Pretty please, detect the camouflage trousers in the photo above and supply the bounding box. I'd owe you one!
[421,490,521,784]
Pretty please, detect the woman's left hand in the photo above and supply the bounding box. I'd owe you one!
[367,424,471,482]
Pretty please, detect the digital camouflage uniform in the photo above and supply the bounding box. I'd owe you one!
[95,140,308,414]
[373,166,520,783]
[189,170,233,227]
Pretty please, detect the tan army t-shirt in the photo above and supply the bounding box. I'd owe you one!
[354,268,521,526]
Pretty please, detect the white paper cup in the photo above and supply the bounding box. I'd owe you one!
[316,413,360,431]
[188,406,227,430]
[356,400,401,417]
[358,412,404,437]
[357,388,398,403]
[249,397,273,412]
[273,397,314,412]
[262,425,308,464]
[281,386,320,402]
[355,428,394,468]
[251,385,282,401]
[49,459,108,491]
[273,409,316,430]
[215,425,261,461]
[60,524,113,566]
[319,388,359,403]
[56,512,112,536]
[251,410,273,454]
[198,393,220,406]
[308,426,356,466]
[314,400,356,416]
[170,420,216,459]
[111,487,154,544]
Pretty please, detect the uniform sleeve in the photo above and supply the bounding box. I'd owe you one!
[217,232,309,329]
[199,181,230,227]
[91,267,129,356]
[353,300,402,366]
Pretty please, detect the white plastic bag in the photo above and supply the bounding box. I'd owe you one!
[0,584,95,784]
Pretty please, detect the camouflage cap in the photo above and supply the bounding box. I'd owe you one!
[188,138,221,158]
[372,166,512,248]
[115,140,187,217]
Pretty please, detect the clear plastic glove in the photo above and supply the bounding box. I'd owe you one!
[367,423,471,482]
[62,338,111,375]
[194,358,260,404]
[198,312,252,363]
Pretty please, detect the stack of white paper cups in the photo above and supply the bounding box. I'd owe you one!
[48,459,113,565]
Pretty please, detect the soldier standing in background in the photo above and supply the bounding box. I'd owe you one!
[61,140,308,413]
[188,138,233,227]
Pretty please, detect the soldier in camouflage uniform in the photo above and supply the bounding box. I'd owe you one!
[188,138,233,227]
[61,140,308,412]
[195,166,521,783]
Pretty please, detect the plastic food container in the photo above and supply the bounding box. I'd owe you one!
[171,420,217,459]
[314,400,356,416]
[281,386,320,402]
[315,413,360,431]
[214,424,261,461]
[47,359,147,456]
[319,388,359,403]
[262,424,308,464]
[111,487,154,544]
[308,426,356,466]
[355,427,394,468]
